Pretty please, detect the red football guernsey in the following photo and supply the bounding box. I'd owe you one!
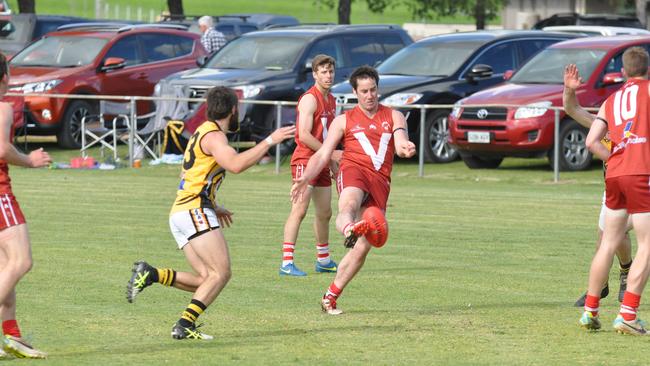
[606,79,650,178]
[290,86,336,165]
[340,104,395,180]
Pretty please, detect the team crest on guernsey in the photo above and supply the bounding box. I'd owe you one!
[351,124,364,133]
[369,124,377,130]
[613,120,647,154]
[382,121,390,131]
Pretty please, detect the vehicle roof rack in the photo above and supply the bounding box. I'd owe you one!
[117,23,188,32]
[57,22,127,31]
[160,14,251,23]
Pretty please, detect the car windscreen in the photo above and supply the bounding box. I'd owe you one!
[377,40,484,77]
[10,36,108,67]
[0,17,30,42]
[205,35,308,70]
[510,47,606,84]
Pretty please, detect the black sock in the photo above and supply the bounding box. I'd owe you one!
[620,261,632,273]
[178,299,207,328]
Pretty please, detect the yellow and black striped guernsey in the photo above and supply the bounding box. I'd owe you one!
[170,121,226,214]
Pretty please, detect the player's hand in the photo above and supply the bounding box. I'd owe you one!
[215,205,233,228]
[397,141,416,158]
[267,125,296,146]
[331,149,343,163]
[29,148,51,168]
[563,64,582,90]
[329,160,339,178]
[290,177,309,203]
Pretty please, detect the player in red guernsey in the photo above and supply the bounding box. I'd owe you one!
[291,66,415,314]
[279,55,340,276]
[0,53,50,358]
[582,47,650,335]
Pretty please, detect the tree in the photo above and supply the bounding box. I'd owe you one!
[315,0,392,24]
[167,0,184,20]
[17,0,35,13]
[405,0,507,30]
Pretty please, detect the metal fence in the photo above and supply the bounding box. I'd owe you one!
[6,92,584,183]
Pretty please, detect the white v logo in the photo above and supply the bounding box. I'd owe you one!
[321,117,328,140]
[353,132,392,171]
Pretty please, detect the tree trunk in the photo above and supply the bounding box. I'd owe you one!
[167,0,184,20]
[475,0,486,30]
[338,0,351,24]
[17,0,36,13]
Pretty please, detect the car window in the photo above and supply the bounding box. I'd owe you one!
[105,35,142,67]
[470,42,517,75]
[378,40,483,77]
[139,33,193,62]
[207,35,308,70]
[344,35,384,67]
[510,48,606,84]
[0,17,30,42]
[305,37,345,68]
[215,24,235,38]
[517,39,559,66]
[378,33,405,57]
[10,35,108,67]
[239,25,257,34]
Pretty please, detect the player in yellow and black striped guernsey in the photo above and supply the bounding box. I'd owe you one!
[125,86,295,340]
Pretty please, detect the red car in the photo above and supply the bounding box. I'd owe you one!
[8,23,207,148]
[448,36,650,171]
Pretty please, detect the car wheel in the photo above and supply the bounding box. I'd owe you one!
[548,120,592,171]
[57,100,95,149]
[423,110,458,163]
[460,152,503,169]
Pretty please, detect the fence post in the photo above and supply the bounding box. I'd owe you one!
[275,103,282,174]
[419,107,426,177]
[554,108,560,183]
[129,97,136,168]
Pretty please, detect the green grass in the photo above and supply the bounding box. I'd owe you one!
[1,143,645,365]
[5,0,498,25]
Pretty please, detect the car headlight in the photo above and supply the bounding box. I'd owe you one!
[450,101,463,119]
[18,79,63,94]
[514,101,552,119]
[153,82,162,96]
[233,84,264,99]
[382,93,423,106]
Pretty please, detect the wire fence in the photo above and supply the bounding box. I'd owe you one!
[6,91,586,182]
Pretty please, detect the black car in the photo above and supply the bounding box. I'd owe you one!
[532,13,644,29]
[155,24,412,148]
[0,14,88,56]
[331,30,580,163]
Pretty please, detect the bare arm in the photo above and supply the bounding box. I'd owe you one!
[296,94,324,152]
[586,106,610,161]
[391,110,415,158]
[202,125,295,174]
[0,103,50,168]
[563,64,595,128]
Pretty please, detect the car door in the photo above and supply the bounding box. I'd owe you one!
[451,40,518,98]
[295,36,346,96]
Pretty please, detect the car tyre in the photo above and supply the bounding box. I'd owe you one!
[57,100,95,149]
[423,109,458,163]
[460,152,503,169]
[547,120,592,171]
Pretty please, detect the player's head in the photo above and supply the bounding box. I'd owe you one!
[311,54,335,90]
[0,52,8,95]
[350,65,379,112]
[206,86,239,132]
[622,46,649,79]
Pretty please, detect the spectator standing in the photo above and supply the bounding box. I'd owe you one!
[198,16,226,54]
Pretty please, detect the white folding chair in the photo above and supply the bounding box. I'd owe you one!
[80,100,129,161]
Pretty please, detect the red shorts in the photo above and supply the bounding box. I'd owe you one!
[336,165,390,210]
[292,164,331,187]
[0,194,25,230]
[605,175,650,213]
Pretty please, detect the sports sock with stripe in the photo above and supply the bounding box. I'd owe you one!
[584,294,600,317]
[620,291,641,321]
[282,242,295,267]
[156,268,177,286]
[316,243,331,264]
[325,282,342,299]
[178,299,207,328]
[2,320,21,338]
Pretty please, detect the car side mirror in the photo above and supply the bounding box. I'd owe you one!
[602,72,624,86]
[100,57,125,72]
[196,55,209,67]
[304,60,312,72]
[503,69,514,81]
[466,64,493,81]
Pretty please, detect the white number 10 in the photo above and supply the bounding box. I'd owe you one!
[613,84,639,126]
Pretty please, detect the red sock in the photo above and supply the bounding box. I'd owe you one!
[325,283,342,299]
[584,294,600,316]
[620,291,641,321]
[282,242,295,267]
[2,320,21,338]
[316,243,330,264]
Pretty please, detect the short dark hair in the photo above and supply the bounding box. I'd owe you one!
[0,53,8,81]
[349,65,379,90]
[623,46,649,78]
[206,86,238,121]
[312,54,335,71]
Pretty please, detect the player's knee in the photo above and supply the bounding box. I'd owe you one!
[14,257,32,276]
[205,267,231,285]
[316,208,332,221]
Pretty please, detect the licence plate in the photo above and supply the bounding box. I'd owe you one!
[467,131,490,143]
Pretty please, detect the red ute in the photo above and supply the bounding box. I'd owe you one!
[449,35,650,171]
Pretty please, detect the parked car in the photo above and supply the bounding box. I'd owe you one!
[542,25,650,36]
[533,13,643,29]
[448,35,650,171]
[8,23,207,148]
[331,30,579,162]
[0,14,89,56]
[156,24,412,149]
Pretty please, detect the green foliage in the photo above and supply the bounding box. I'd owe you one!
[405,0,507,22]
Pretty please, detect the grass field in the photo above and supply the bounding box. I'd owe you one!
[5,0,497,25]
[1,143,646,365]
